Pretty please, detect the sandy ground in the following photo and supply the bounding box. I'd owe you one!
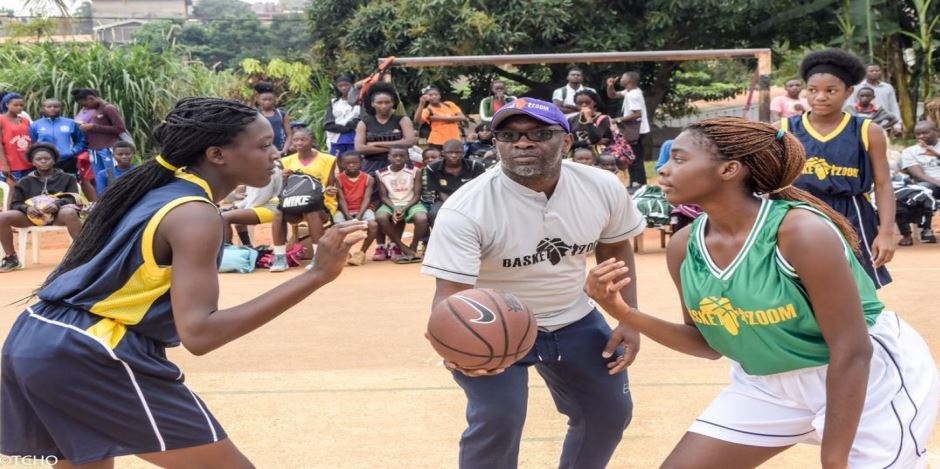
[0,227,938,468]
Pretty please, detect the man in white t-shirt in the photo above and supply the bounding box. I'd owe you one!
[552,68,596,115]
[606,71,650,190]
[901,121,940,194]
[421,98,645,469]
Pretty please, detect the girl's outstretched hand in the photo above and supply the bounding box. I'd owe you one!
[584,258,632,313]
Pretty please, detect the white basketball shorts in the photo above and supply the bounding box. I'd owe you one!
[688,311,939,468]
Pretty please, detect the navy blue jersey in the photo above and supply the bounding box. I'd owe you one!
[784,112,874,198]
[38,171,219,349]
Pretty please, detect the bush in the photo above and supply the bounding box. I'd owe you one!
[0,42,238,156]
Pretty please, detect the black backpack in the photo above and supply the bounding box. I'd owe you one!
[278,174,325,215]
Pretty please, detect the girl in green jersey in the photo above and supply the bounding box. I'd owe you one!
[586,117,938,469]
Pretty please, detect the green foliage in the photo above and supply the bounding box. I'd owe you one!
[0,42,236,156]
[237,58,335,145]
[134,0,314,70]
[307,0,835,119]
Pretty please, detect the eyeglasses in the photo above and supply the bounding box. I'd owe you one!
[493,128,566,143]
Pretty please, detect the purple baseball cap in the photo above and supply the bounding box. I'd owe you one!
[489,97,570,132]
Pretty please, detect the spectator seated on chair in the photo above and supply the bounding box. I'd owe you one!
[269,127,337,272]
[0,143,82,272]
[893,174,936,246]
[334,151,379,266]
[375,145,428,264]
[898,120,940,244]
[423,139,485,228]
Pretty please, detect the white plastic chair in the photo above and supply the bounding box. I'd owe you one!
[0,179,71,265]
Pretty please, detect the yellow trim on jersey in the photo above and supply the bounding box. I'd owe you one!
[801,112,851,143]
[861,118,872,152]
[175,171,214,201]
[86,195,213,348]
[779,118,789,132]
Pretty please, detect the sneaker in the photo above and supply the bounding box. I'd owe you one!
[372,245,388,262]
[269,254,289,272]
[0,254,22,273]
[305,259,315,271]
[921,229,937,244]
[389,246,403,261]
[348,251,366,266]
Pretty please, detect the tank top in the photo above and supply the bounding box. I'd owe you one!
[261,108,287,150]
[681,198,883,375]
[38,172,218,349]
[362,114,404,160]
[338,172,368,212]
[783,112,873,198]
[0,114,32,171]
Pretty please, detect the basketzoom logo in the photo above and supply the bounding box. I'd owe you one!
[688,297,799,336]
[501,238,597,268]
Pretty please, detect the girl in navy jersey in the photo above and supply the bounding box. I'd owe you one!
[0,98,365,468]
[781,49,895,287]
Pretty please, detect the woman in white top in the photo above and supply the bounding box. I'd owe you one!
[323,74,361,157]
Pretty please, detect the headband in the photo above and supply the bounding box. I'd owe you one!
[805,63,855,87]
[1,93,23,113]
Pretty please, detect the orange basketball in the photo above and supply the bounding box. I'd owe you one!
[427,288,536,370]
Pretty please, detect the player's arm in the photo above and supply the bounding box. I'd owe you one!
[585,226,721,360]
[867,122,896,267]
[777,209,871,469]
[162,202,366,355]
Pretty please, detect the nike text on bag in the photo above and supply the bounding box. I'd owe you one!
[278,174,325,215]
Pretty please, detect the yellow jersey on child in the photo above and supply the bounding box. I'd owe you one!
[281,151,338,214]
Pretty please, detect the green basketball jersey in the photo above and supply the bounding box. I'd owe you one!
[681,198,883,375]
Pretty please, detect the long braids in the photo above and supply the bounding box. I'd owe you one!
[686,117,861,253]
[42,97,260,288]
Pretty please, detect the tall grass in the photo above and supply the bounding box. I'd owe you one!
[0,42,237,156]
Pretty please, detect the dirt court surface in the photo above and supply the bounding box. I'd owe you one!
[1,228,938,468]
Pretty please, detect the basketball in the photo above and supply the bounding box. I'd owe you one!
[427,288,536,370]
[25,195,57,226]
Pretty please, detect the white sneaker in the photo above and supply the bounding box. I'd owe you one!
[269,254,289,272]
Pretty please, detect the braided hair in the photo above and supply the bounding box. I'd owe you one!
[43,97,261,287]
[685,117,860,253]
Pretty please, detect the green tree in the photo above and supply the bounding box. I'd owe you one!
[192,0,255,20]
[307,0,834,119]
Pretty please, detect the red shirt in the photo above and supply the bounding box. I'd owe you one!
[338,172,369,213]
[0,115,32,171]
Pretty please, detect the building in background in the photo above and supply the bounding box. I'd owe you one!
[93,0,192,45]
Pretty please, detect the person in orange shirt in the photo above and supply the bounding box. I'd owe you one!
[414,85,469,149]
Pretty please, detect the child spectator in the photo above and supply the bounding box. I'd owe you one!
[848,87,899,129]
[597,152,630,187]
[324,74,361,157]
[419,147,442,210]
[0,93,32,181]
[221,165,283,246]
[335,151,379,266]
[95,141,137,195]
[571,142,598,166]
[478,80,516,123]
[254,82,292,155]
[269,127,337,272]
[376,145,428,263]
[413,85,468,149]
[0,144,82,272]
[424,139,485,226]
[465,123,495,159]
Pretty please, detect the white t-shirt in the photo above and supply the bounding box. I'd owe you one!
[552,84,597,108]
[421,161,645,327]
[617,89,650,134]
[378,166,416,206]
[900,143,940,181]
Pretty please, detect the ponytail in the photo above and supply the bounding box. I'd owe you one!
[42,97,260,288]
[686,117,860,254]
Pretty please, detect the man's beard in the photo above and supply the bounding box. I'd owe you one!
[499,147,564,178]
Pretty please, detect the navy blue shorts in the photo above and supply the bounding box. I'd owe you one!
[1,303,225,465]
